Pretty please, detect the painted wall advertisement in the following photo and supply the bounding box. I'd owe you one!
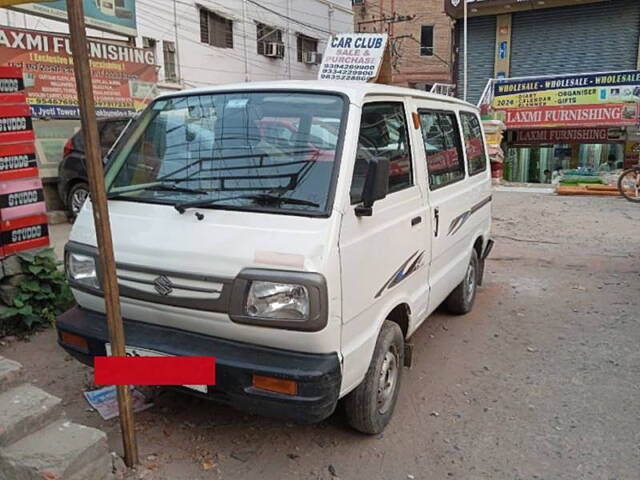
[492,71,640,128]
[11,0,137,37]
[0,26,158,118]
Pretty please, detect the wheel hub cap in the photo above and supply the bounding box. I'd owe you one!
[377,347,398,415]
[464,262,476,302]
[71,189,88,214]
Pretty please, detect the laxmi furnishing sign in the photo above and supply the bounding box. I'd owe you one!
[0,26,157,118]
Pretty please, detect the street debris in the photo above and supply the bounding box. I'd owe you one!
[84,386,153,420]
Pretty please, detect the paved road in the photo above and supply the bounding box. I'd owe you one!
[2,191,639,479]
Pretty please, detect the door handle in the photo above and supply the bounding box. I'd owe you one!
[411,216,422,226]
[434,208,440,237]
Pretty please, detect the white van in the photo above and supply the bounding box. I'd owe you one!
[57,81,492,434]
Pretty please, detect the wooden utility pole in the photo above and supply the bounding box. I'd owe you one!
[65,0,139,467]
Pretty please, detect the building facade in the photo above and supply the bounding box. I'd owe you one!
[0,0,353,180]
[2,0,353,89]
[353,0,453,89]
[446,0,640,183]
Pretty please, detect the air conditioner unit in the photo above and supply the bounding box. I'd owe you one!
[264,42,284,58]
[303,51,319,64]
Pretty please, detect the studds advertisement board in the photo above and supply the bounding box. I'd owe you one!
[0,27,157,118]
[11,0,137,37]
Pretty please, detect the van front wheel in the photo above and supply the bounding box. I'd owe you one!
[344,320,404,435]
[445,249,479,315]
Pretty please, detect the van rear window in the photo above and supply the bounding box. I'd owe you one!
[418,110,465,190]
[460,112,487,176]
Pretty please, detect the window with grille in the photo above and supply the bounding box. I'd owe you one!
[256,23,284,57]
[296,34,318,62]
[200,8,233,49]
[162,41,176,82]
[420,25,434,56]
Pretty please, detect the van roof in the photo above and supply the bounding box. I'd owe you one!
[156,80,476,109]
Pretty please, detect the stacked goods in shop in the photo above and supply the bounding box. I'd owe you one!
[0,67,49,258]
[482,119,506,181]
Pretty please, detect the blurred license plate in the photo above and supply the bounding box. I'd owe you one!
[105,343,208,393]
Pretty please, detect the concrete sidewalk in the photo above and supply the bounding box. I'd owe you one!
[49,221,72,261]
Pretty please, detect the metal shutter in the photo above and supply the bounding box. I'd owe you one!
[456,16,496,105]
[510,0,640,78]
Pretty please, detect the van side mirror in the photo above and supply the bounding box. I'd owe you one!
[355,157,389,217]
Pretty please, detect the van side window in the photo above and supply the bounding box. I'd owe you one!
[460,112,487,175]
[419,110,465,190]
[350,102,413,204]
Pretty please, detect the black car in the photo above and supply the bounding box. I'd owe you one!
[57,117,130,217]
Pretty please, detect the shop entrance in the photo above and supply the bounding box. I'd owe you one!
[504,142,625,184]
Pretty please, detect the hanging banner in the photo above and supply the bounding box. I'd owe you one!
[0,27,157,118]
[11,0,137,37]
[493,71,640,109]
[503,103,639,129]
[319,33,388,82]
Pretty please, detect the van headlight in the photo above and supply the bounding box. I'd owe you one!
[65,246,100,291]
[230,269,327,331]
[246,281,309,320]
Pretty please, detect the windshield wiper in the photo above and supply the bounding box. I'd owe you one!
[108,183,208,199]
[174,193,319,214]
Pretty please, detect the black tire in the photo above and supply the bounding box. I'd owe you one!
[445,249,479,315]
[67,182,89,218]
[344,320,404,435]
[618,168,640,203]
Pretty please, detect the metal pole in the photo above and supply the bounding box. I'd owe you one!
[65,0,138,468]
[173,0,182,85]
[242,0,249,82]
[286,0,291,80]
[463,0,468,101]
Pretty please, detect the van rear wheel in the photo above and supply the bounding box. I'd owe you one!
[344,320,404,435]
[445,249,479,315]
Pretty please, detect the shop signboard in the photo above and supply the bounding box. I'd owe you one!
[503,103,638,129]
[513,128,612,145]
[493,71,640,110]
[319,33,388,82]
[0,27,157,118]
[11,0,137,37]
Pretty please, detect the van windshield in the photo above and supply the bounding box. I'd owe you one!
[106,91,345,215]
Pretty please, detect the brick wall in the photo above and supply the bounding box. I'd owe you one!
[353,0,454,88]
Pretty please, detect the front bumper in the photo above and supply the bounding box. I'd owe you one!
[56,307,341,424]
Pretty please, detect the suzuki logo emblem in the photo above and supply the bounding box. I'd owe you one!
[153,275,173,296]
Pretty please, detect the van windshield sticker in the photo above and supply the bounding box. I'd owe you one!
[226,98,249,109]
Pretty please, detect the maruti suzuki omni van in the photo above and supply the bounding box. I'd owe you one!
[57,81,492,434]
